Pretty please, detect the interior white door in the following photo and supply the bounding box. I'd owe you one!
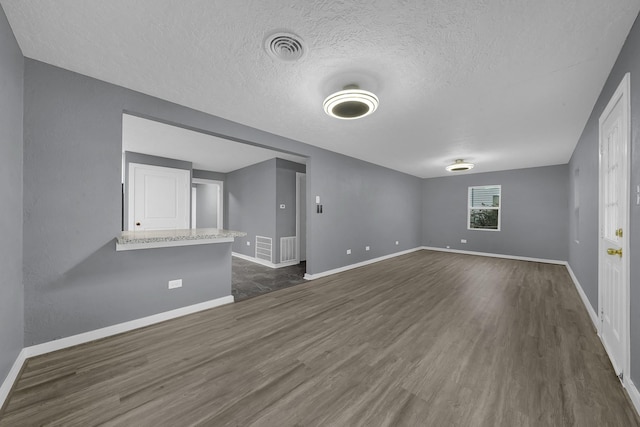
[128,163,190,231]
[598,73,630,380]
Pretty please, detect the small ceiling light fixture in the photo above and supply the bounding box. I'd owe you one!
[323,84,379,120]
[445,159,475,172]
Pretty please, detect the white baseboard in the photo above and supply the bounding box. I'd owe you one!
[305,246,567,281]
[424,247,601,332]
[626,379,640,419]
[23,295,234,359]
[0,295,234,411]
[564,263,599,330]
[303,247,423,280]
[565,265,639,418]
[421,246,567,265]
[0,349,28,412]
[232,252,298,269]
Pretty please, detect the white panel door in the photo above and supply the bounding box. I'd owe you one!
[598,73,630,380]
[128,163,190,231]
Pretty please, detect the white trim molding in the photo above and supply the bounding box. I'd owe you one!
[304,247,423,280]
[423,247,602,332]
[23,295,234,359]
[626,379,640,419]
[565,263,599,330]
[232,252,298,269]
[0,349,28,412]
[421,246,566,265]
[0,295,234,410]
[304,246,566,281]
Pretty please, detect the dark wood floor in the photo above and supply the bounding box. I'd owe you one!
[1,250,638,426]
[232,257,306,301]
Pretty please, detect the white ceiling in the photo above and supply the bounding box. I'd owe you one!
[122,114,306,173]
[2,0,639,178]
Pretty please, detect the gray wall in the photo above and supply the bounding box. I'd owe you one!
[22,57,423,345]
[569,14,640,385]
[310,149,423,270]
[123,151,192,230]
[0,4,24,383]
[194,183,218,228]
[275,159,305,263]
[422,165,569,261]
[227,159,277,259]
[276,158,306,174]
[193,169,226,182]
[22,61,248,345]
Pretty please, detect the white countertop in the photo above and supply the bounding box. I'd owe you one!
[116,228,246,251]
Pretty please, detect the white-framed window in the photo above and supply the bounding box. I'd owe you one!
[468,185,501,231]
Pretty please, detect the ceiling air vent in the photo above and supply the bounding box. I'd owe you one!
[264,32,306,62]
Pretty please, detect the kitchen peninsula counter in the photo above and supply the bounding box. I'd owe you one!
[116,228,246,251]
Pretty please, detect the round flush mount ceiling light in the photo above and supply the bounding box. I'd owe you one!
[445,159,475,172]
[323,85,379,120]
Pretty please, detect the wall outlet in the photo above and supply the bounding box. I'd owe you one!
[246,241,250,246]
[446,245,450,249]
[395,241,399,245]
[347,249,352,255]
[461,239,467,243]
[168,279,182,289]
[365,246,370,251]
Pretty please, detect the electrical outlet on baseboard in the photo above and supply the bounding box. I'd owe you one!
[461,239,467,244]
[395,241,399,245]
[365,246,370,251]
[347,249,352,255]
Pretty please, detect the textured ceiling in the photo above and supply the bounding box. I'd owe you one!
[122,114,306,173]
[2,0,639,177]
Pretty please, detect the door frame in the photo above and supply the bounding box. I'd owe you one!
[295,172,306,262]
[192,178,224,229]
[597,72,631,384]
[191,187,197,228]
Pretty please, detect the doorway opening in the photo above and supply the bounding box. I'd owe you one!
[121,112,309,300]
[192,178,223,229]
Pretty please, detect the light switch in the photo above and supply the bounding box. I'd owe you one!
[315,196,320,204]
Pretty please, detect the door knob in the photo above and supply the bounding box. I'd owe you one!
[607,248,622,257]
[136,222,141,226]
